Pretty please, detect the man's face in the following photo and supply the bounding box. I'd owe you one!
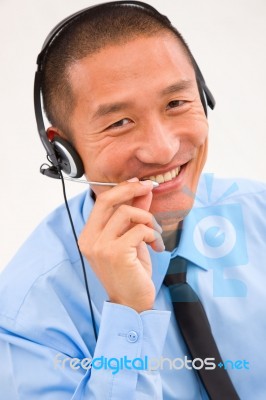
[67,32,208,222]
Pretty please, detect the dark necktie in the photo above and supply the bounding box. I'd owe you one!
[164,256,239,400]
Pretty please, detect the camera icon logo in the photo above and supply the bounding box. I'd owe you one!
[193,215,236,259]
[182,175,248,297]
[191,204,245,266]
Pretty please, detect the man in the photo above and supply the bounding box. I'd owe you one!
[0,2,265,399]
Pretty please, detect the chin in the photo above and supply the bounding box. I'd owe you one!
[150,190,195,227]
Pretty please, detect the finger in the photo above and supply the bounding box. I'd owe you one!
[132,190,153,211]
[102,204,162,239]
[120,224,165,253]
[87,180,155,234]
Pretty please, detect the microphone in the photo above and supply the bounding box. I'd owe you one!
[64,177,159,188]
[40,164,159,187]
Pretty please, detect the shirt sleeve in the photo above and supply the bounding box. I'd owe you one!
[79,302,171,399]
[0,302,170,400]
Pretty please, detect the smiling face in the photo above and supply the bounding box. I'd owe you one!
[65,32,208,224]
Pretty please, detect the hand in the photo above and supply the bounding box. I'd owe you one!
[78,179,165,313]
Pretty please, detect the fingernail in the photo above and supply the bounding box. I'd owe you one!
[153,217,163,233]
[139,180,153,186]
[127,177,139,182]
[155,238,165,252]
[156,223,163,234]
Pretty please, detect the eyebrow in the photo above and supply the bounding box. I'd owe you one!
[160,80,194,96]
[92,101,131,120]
[92,80,194,120]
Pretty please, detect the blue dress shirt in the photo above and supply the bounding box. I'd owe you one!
[0,174,266,399]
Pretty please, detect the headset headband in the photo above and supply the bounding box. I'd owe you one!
[37,1,170,67]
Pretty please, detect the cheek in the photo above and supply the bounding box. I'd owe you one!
[74,134,118,168]
[190,117,208,147]
[184,102,209,146]
[81,138,132,182]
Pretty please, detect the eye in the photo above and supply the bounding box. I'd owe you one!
[107,118,132,129]
[166,100,186,110]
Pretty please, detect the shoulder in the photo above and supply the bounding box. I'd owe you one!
[194,173,266,245]
[0,190,94,322]
[196,173,266,206]
[179,174,266,269]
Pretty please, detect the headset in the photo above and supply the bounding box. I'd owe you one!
[34,0,216,343]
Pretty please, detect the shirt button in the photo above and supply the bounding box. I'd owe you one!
[126,330,138,343]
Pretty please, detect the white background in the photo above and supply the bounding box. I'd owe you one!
[1,0,266,270]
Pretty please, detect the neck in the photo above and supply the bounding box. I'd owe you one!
[161,220,183,251]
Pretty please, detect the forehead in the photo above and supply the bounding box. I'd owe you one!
[68,32,196,104]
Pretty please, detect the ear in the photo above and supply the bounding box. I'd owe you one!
[46,126,63,142]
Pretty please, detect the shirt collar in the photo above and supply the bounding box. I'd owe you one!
[170,210,209,271]
[149,208,210,297]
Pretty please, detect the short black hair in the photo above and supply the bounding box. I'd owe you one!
[41,3,195,137]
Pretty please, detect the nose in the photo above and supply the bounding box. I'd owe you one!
[135,118,180,165]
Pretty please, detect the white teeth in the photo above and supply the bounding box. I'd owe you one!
[146,166,181,184]
[156,174,165,184]
[164,172,173,182]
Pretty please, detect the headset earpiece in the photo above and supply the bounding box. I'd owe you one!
[52,136,84,178]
